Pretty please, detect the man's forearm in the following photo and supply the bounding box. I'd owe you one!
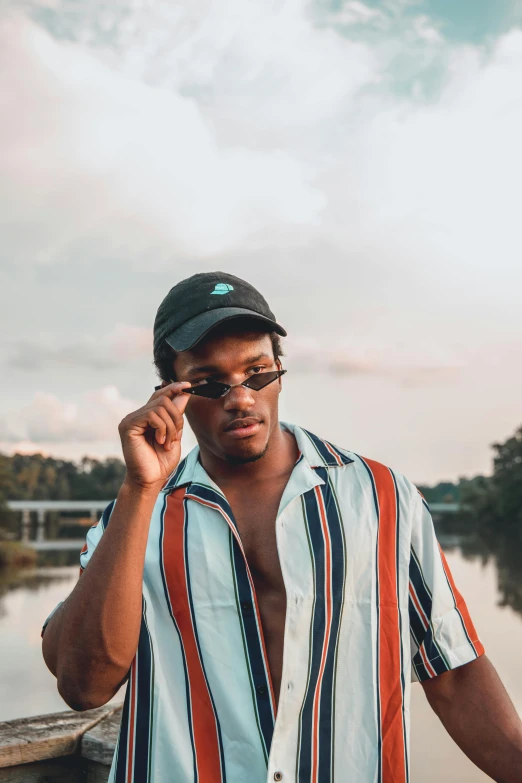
[422,655,522,783]
[42,480,160,710]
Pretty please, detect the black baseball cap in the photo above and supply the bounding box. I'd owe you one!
[153,272,287,353]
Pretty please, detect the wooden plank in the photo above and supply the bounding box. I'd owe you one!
[0,705,118,769]
[81,708,122,766]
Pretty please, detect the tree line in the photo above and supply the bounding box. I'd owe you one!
[1,422,521,535]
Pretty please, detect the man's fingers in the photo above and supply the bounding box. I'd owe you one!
[157,396,188,437]
[147,411,167,445]
[148,381,191,404]
[152,406,177,448]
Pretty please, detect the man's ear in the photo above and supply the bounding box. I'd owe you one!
[276,359,284,392]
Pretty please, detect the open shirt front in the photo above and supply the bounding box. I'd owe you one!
[68,422,484,783]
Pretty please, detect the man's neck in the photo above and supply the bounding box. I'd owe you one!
[199,424,298,489]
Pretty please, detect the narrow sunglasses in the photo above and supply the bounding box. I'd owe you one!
[178,369,287,399]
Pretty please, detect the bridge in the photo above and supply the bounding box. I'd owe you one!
[6,499,461,549]
[7,500,112,550]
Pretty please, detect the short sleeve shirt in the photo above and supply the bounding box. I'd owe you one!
[73,423,484,783]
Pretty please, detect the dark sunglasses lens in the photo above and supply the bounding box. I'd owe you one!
[243,370,284,391]
[188,382,228,399]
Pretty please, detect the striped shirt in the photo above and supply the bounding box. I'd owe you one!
[76,422,484,783]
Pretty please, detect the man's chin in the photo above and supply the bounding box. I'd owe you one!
[224,444,268,465]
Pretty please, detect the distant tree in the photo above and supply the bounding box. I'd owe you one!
[0,452,127,504]
[490,424,522,531]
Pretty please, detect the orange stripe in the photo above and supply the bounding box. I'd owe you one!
[311,486,333,783]
[126,658,137,782]
[186,493,277,714]
[419,643,437,679]
[409,584,429,628]
[324,441,343,466]
[408,585,437,676]
[364,458,406,783]
[438,544,485,656]
[163,490,222,783]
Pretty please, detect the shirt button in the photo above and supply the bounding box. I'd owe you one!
[256,685,267,696]
[241,601,252,612]
[274,772,283,781]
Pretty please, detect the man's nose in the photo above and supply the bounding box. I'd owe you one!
[223,383,256,410]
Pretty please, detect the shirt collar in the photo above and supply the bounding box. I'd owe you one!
[162,422,353,494]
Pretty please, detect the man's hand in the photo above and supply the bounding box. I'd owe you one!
[422,655,522,783]
[119,381,192,491]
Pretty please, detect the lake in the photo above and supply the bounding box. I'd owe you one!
[0,535,521,782]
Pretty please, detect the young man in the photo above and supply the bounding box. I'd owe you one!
[42,272,522,783]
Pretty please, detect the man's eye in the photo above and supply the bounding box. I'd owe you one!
[249,366,263,375]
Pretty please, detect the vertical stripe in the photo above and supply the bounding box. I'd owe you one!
[302,429,354,467]
[298,469,346,783]
[162,488,224,783]
[132,599,155,783]
[438,543,484,657]
[164,457,189,490]
[391,471,409,783]
[114,674,131,783]
[159,491,197,781]
[361,457,406,783]
[126,657,137,783]
[186,482,277,745]
[183,497,227,781]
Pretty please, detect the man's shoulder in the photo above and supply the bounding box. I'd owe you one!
[327,444,420,504]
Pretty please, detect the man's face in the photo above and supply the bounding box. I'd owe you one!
[172,326,282,465]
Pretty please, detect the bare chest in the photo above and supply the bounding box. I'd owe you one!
[226,484,287,703]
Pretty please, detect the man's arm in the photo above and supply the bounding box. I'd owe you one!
[42,380,190,711]
[422,655,522,783]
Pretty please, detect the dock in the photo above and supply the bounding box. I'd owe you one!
[0,704,122,782]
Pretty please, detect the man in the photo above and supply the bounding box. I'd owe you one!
[42,272,522,783]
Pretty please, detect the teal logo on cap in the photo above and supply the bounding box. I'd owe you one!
[211,283,234,295]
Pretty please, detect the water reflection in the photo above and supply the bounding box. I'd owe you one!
[0,568,74,620]
[436,518,522,617]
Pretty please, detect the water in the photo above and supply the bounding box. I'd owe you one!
[1,539,521,781]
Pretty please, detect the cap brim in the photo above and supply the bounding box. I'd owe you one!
[165,307,287,352]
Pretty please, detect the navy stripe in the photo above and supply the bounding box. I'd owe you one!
[183,498,227,781]
[408,593,427,649]
[100,499,116,531]
[158,491,197,781]
[316,468,345,782]
[409,549,432,626]
[298,484,327,782]
[114,679,131,783]
[302,429,354,467]
[413,627,449,677]
[410,544,450,669]
[298,468,346,783]
[164,456,189,490]
[187,482,275,758]
[133,599,154,782]
[80,500,116,570]
[412,656,430,681]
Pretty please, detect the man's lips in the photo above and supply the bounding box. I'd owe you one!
[224,418,262,438]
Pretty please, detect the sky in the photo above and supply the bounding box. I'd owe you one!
[1,0,522,485]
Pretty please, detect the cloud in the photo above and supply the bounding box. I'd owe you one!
[411,15,443,44]
[0,14,328,264]
[327,2,386,28]
[283,335,463,385]
[8,324,152,371]
[0,385,137,443]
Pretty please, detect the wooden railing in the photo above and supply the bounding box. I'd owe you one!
[0,704,122,782]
